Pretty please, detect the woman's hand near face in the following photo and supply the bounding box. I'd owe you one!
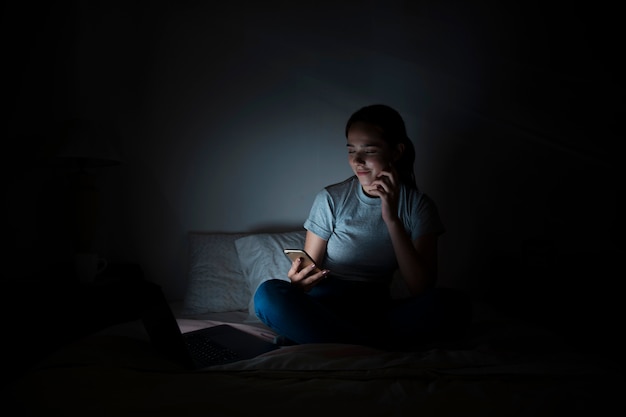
[366,165,401,224]
[287,258,329,292]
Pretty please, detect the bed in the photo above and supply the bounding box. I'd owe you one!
[9,230,625,416]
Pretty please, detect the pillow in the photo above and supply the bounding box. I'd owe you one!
[181,232,250,314]
[234,230,306,322]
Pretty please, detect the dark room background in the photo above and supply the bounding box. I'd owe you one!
[4,0,623,347]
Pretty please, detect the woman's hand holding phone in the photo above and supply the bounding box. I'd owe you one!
[284,249,329,292]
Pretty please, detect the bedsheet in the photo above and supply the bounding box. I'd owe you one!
[10,312,625,417]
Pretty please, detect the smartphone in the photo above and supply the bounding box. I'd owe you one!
[283,249,321,273]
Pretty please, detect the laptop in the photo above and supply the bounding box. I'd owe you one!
[141,283,279,369]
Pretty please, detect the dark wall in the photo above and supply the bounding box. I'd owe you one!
[3,1,623,353]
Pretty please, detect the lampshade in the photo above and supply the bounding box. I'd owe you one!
[52,118,122,169]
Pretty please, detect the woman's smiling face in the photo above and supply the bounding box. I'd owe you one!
[346,121,398,190]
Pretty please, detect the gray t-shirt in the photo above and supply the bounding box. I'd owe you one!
[303,176,445,284]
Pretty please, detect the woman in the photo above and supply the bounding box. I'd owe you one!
[254,104,471,349]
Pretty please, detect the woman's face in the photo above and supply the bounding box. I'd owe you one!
[346,121,399,190]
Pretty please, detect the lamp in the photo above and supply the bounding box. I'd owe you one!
[51,118,121,283]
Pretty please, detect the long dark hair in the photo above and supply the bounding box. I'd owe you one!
[345,104,417,189]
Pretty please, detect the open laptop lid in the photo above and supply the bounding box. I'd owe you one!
[141,283,196,368]
[140,283,279,369]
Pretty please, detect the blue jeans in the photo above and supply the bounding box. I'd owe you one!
[254,277,472,349]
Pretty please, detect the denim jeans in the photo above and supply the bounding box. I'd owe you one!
[254,277,472,350]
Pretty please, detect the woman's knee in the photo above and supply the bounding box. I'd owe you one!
[253,279,290,316]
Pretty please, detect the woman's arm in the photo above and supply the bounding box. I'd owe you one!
[387,221,438,295]
[304,230,327,265]
[368,168,438,295]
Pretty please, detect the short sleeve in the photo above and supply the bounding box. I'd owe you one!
[408,193,445,240]
[303,190,334,241]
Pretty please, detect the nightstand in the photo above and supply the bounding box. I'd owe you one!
[3,262,152,382]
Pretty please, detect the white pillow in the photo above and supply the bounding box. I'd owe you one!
[234,230,306,322]
[181,232,250,314]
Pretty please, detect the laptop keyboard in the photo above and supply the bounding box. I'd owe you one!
[184,332,240,366]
